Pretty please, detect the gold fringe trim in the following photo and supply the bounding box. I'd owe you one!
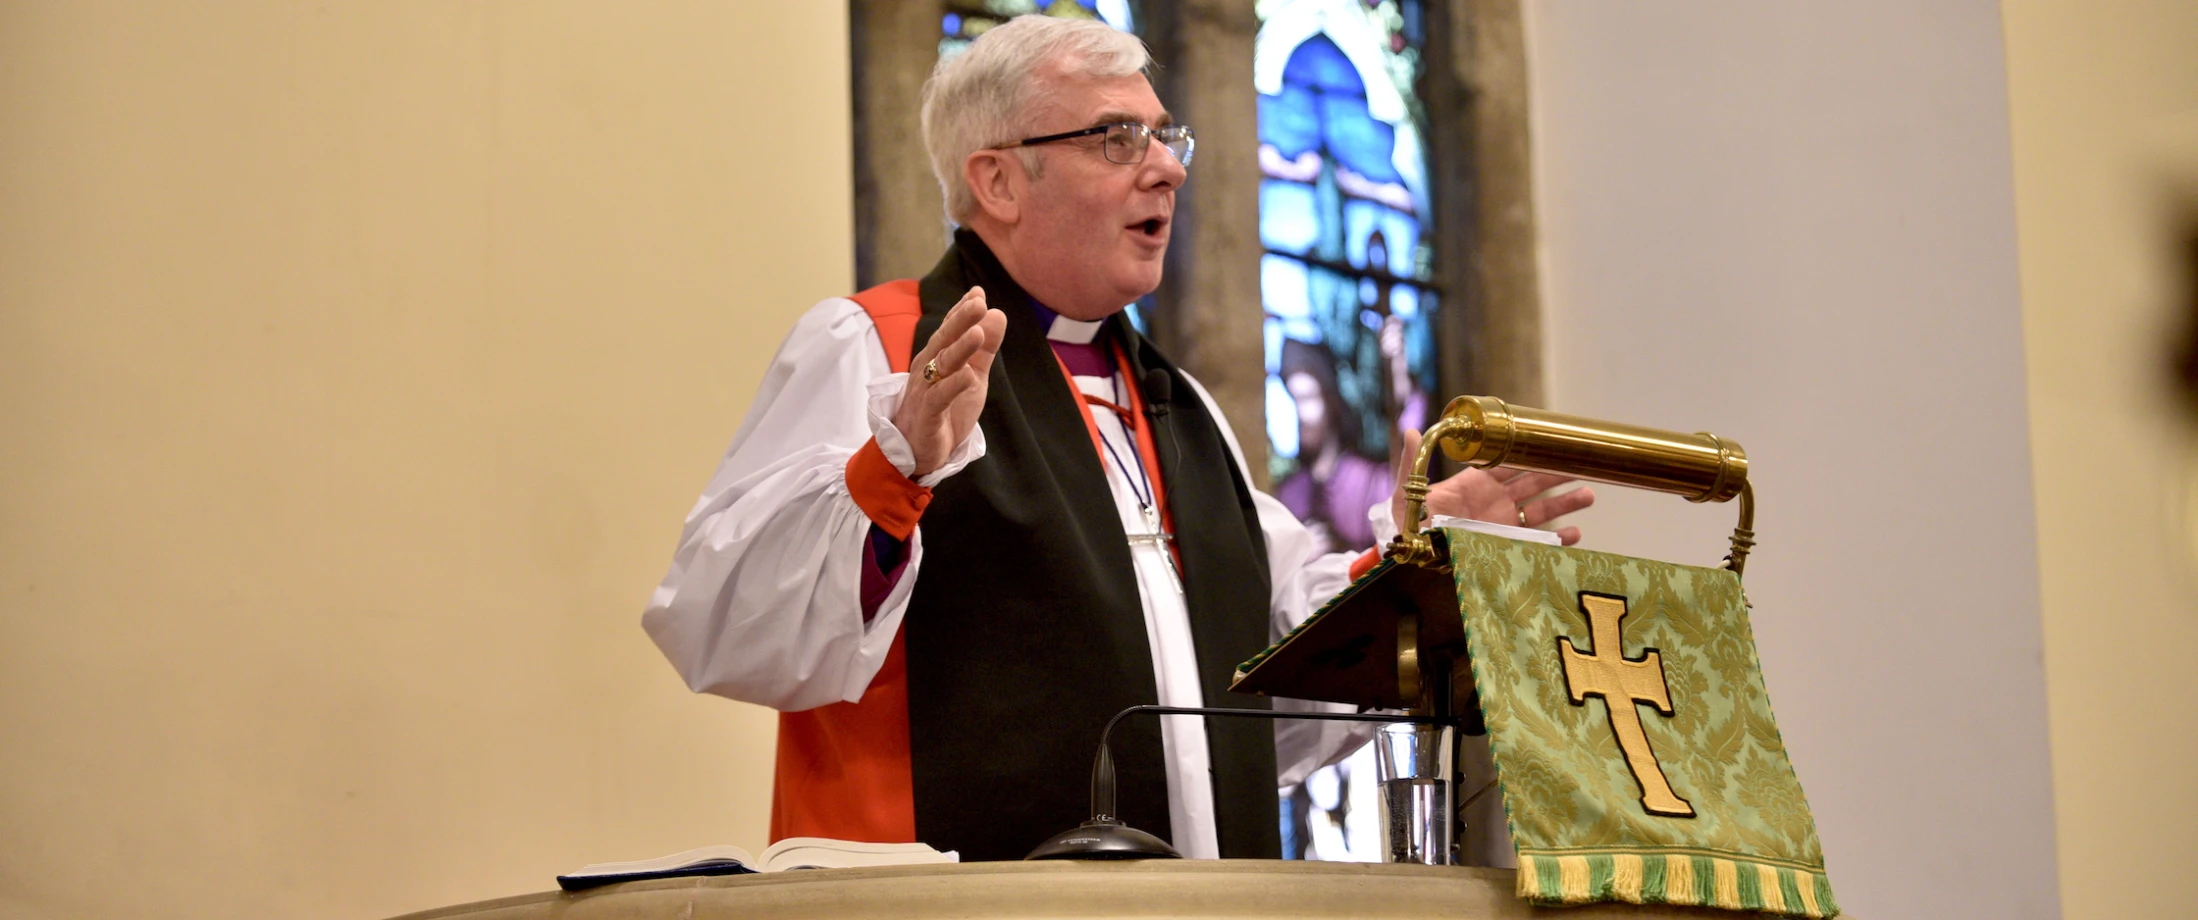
[1559,855,1591,901]
[1665,853,1695,903]
[1613,853,1644,902]
[1712,857,1740,909]
[1758,862,1785,913]
[1517,851,1834,917]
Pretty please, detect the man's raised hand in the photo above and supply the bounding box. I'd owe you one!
[894,286,1007,478]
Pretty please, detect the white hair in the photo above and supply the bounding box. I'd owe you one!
[920,16,1151,225]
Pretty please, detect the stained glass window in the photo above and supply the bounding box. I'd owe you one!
[1257,0,1434,563]
[1258,0,1437,864]
[941,0,1139,59]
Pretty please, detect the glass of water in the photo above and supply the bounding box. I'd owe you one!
[1373,721,1455,865]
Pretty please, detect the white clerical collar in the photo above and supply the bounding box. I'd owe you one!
[1046,314,1104,345]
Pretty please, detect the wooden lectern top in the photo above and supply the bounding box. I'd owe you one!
[389,860,1766,920]
[1230,558,1463,710]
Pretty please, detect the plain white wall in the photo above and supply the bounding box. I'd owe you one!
[1524,3,2059,919]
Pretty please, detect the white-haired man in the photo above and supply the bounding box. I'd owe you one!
[643,16,1591,862]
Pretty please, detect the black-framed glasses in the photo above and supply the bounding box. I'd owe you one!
[1003,122,1195,168]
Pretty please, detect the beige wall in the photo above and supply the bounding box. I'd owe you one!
[0,3,837,918]
[10,3,2193,920]
[2003,3,2198,920]
[1525,3,2060,918]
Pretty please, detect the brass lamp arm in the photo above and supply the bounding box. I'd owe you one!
[1724,483,1755,577]
[1382,396,1757,576]
[1390,414,1475,570]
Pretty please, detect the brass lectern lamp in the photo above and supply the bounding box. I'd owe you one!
[1232,396,1840,918]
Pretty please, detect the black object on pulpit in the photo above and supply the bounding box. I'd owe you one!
[1026,705,1447,861]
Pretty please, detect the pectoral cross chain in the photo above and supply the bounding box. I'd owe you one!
[1126,506,1184,596]
[1085,385,1182,597]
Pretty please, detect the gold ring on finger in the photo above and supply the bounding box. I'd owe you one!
[922,359,940,383]
[1517,505,1529,528]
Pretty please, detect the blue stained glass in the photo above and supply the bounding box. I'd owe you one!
[1341,200,1417,269]
[1260,181,1321,253]
[1278,32,1363,94]
[1257,36,1405,185]
[1388,283,1419,319]
[1405,292,1437,381]
[1256,89,1322,161]
[1261,255,1313,321]
[1304,266,1348,340]
[1094,0,1134,31]
[1316,102,1402,184]
[945,1,1136,55]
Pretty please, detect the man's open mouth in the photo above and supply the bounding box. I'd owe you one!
[1137,217,1166,237]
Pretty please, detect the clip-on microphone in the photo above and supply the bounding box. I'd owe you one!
[1025,705,1449,860]
[1141,368,1171,419]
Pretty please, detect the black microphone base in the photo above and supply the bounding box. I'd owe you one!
[1025,816,1184,860]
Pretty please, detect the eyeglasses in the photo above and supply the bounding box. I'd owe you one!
[1002,122,1195,168]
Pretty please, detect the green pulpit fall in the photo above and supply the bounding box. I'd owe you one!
[1446,527,1838,916]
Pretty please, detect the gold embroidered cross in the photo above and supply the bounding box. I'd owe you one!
[1559,592,1696,817]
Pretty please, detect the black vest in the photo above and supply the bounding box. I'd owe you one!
[902,232,1281,861]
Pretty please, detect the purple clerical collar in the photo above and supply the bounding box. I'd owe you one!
[1029,302,1112,377]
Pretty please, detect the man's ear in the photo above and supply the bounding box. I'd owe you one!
[964,149,1023,225]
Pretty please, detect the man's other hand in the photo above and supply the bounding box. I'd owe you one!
[1388,429,1597,547]
[896,286,1007,477]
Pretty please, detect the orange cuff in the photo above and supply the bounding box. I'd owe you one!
[1347,548,1382,581]
[847,438,932,541]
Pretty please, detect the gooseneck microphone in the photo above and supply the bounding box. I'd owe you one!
[1026,704,1453,860]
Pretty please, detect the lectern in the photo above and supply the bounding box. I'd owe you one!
[1233,396,1836,917]
[1233,394,1753,723]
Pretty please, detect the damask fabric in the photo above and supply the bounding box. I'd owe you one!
[1446,528,1839,917]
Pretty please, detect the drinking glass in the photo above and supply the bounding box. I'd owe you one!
[1373,722,1455,865]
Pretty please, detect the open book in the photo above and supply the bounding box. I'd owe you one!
[556,838,958,891]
